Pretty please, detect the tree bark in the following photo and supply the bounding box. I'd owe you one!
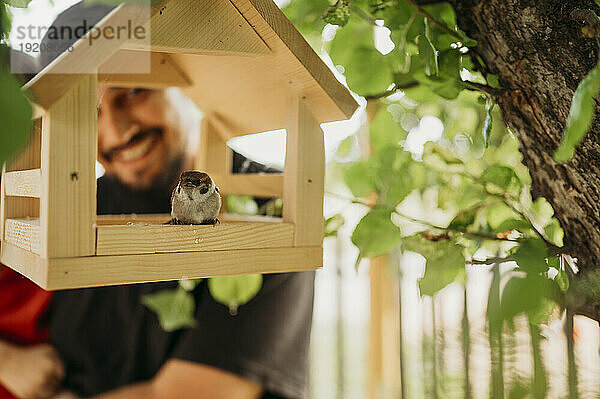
[450,0,600,319]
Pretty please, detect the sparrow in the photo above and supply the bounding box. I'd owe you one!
[168,171,221,225]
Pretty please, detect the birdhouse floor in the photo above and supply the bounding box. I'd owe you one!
[1,213,321,290]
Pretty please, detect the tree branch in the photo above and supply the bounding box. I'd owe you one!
[463,81,501,96]
[405,0,463,41]
[364,81,419,100]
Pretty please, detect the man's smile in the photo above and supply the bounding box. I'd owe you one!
[104,128,163,164]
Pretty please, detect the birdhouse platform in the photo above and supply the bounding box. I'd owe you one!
[0,0,357,289]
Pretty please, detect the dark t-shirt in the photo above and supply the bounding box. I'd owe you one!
[49,157,315,399]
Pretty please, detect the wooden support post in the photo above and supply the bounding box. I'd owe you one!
[369,255,402,398]
[196,116,232,175]
[40,75,97,258]
[196,116,233,213]
[283,96,324,247]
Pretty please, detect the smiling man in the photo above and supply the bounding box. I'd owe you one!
[96,87,187,191]
[35,3,315,399]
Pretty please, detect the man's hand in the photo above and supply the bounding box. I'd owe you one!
[0,342,65,399]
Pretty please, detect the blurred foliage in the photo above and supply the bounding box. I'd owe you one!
[0,0,32,168]
[283,0,577,330]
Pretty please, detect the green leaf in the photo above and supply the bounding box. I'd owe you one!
[344,161,374,198]
[486,203,521,230]
[329,18,394,96]
[226,195,258,215]
[418,241,465,296]
[554,57,600,162]
[501,275,554,321]
[1,4,13,40]
[416,34,438,77]
[142,287,197,332]
[530,197,554,228]
[179,278,201,292]
[544,218,564,247]
[480,165,521,194]
[486,74,500,88]
[448,207,478,230]
[369,107,407,152]
[336,134,357,159]
[372,146,425,206]
[495,218,532,234]
[323,1,350,26]
[351,208,402,258]
[208,274,263,315]
[512,238,548,274]
[0,70,33,167]
[325,213,345,238]
[555,269,569,292]
[438,49,461,80]
[4,0,31,8]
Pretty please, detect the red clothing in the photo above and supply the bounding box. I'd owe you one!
[0,266,52,399]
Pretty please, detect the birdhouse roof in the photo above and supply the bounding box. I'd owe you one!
[24,0,358,135]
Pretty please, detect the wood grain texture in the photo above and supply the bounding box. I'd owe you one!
[4,169,41,198]
[123,0,270,56]
[45,246,322,290]
[95,213,284,225]
[368,255,401,399]
[98,50,191,88]
[26,0,358,135]
[212,173,283,197]
[283,96,324,246]
[6,119,41,172]
[196,117,232,174]
[231,0,358,120]
[4,218,40,255]
[96,221,293,255]
[0,241,48,288]
[24,4,144,108]
[40,75,97,258]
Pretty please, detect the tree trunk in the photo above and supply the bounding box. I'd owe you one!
[450,0,600,319]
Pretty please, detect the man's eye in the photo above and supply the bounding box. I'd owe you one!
[126,88,150,98]
[113,88,152,108]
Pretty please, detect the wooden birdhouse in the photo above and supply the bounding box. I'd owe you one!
[0,0,358,289]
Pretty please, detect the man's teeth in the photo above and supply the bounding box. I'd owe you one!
[116,137,154,162]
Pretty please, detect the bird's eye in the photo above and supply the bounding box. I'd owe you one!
[199,185,209,194]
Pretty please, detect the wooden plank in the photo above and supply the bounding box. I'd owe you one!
[96,213,283,225]
[4,218,40,255]
[46,246,322,290]
[4,169,41,198]
[98,50,191,88]
[31,103,45,120]
[283,96,324,246]
[368,255,402,398]
[213,173,283,197]
[122,0,270,56]
[96,221,293,255]
[196,117,232,174]
[0,241,48,289]
[6,119,41,172]
[231,0,358,120]
[24,4,145,108]
[40,75,97,258]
